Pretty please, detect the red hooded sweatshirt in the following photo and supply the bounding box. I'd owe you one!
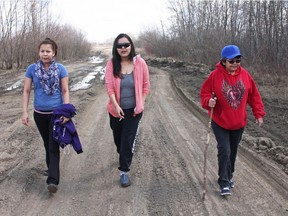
[200,62,265,130]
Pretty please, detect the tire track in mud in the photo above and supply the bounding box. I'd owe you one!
[169,68,288,214]
[134,70,209,215]
[134,67,288,216]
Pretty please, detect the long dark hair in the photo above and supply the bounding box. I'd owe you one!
[112,33,136,78]
[38,37,58,56]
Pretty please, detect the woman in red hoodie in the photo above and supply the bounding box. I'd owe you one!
[200,45,265,196]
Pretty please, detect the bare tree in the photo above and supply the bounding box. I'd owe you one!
[0,0,91,70]
[139,0,288,76]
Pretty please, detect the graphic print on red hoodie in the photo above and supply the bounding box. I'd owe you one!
[222,79,245,110]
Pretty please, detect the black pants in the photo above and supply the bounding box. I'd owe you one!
[211,121,244,188]
[109,109,142,172]
[34,111,60,185]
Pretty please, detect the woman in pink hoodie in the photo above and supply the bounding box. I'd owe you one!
[105,33,150,187]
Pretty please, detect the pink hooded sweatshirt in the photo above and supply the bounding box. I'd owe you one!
[105,55,150,117]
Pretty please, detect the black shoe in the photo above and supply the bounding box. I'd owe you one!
[220,187,231,196]
[47,183,58,193]
[120,173,131,187]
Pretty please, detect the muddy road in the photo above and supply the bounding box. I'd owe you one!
[0,57,287,216]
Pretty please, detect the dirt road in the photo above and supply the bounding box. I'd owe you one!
[0,59,287,215]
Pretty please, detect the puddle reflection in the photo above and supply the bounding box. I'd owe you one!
[70,66,105,92]
[89,56,104,64]
[5,56,106,92]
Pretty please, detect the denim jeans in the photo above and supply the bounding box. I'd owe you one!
[211,121,244,188]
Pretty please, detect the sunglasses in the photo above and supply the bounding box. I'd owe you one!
[116,43,131,49]
[227,59,241,64]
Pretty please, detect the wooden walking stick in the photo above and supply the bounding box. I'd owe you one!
[202,92,215,201]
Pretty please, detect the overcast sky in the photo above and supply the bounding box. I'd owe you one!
[52,0,170,43]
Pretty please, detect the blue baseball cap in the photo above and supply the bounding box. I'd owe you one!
[221,45,241,59]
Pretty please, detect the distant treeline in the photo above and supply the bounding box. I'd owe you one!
[0,0,91,70]
[2,0,287,83]
[138,0,288,81]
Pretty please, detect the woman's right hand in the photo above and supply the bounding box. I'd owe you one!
[208,97,217,108]
[115,105,125,119]
[22,112,29,126]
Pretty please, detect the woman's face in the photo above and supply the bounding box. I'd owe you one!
[223,58,241,74]
[116,37,131,59]
[39,44,55,65]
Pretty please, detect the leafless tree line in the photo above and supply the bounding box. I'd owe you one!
[138,0,288,76]
[0,0,91,70]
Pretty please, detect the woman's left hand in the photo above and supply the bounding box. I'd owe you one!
[60,116,70,124]
[255,118,263,127]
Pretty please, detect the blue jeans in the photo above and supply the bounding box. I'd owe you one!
[211,121,244,188]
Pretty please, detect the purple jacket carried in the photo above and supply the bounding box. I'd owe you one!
[52,103,83,154]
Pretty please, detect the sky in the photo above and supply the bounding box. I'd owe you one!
[52,0,171,43]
